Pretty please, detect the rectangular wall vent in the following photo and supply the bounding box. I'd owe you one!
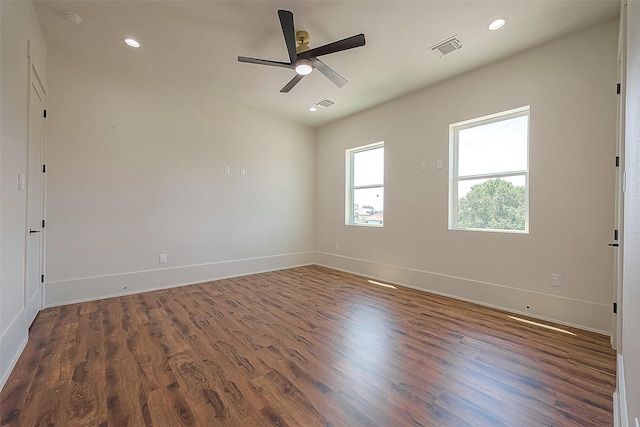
[430,36,463,56]
[316,99,335,108]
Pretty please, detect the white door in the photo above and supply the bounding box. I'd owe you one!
[611,2,627,350]
[25,64,46,321]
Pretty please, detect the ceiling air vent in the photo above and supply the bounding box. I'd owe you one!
[316,99,335,108]
[430,36,463,57]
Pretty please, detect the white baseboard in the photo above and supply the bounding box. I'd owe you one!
[615,354,628,427]
[315,252,612,334]
[45,252,315,307]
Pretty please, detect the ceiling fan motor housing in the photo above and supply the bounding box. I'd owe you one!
[296,30,310,53]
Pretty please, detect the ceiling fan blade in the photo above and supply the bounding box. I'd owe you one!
[238,56,294,69]
[278,9,297,64]
[298,34,365,59]
[280,74,304,93]
[311,58,347,88]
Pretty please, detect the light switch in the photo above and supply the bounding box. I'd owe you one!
[224,166,231,175]
[419,162,426,171]
[240,168,246,176]
[159,253,168,264]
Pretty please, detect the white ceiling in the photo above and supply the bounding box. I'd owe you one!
[34,0,620,128]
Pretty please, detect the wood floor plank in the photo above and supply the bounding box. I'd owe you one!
[251,370,335,427]
[104,338,147,426]
[10,383,72,427]
[255,342,382,427]
[63,311,108,426]
[0,265,616,426]
[146,384,197,427]
[175,324,272,421]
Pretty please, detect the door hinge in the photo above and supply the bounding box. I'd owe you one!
[41,274,45,283]
[43,109,47,118]
[616,156,620,167]
[613,302,617,314]
[617,83,621,94]
[42,164,46,173]
[42,219,45,228]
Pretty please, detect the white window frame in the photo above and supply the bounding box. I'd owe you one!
[345,141,384,227]
[449,106,530,233]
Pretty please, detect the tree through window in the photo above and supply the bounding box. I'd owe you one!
[449,107,529,232]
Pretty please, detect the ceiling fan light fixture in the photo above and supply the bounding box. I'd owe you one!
[295,59,313,75]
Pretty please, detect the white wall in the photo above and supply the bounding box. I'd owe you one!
[44,47,315,306]
[0,0,47,388]
[316,18,619,334]
[621,0,640,424]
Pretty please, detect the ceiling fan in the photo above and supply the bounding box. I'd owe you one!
[237,10,366,93]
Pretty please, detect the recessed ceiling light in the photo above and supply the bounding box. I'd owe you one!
[124,38,141,48]
[488,18,507,31]
[308,107,318,112]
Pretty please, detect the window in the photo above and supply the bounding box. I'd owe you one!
[346,142,384,226]
[449,107,529,232]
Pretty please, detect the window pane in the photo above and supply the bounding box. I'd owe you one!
[353,187,383,224]
[457,176,526,231]
[458,115,527,177]
[354,147,384,186]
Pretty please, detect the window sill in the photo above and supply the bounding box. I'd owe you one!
[449,227,528,234]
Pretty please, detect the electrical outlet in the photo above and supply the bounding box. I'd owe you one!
[436,159,443,169]
[335,244,340,251]
[551,274,562,287]
[419,162,426,171]
[159,253,168,264]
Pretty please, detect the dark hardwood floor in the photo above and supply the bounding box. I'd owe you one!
[0,265,616,426]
